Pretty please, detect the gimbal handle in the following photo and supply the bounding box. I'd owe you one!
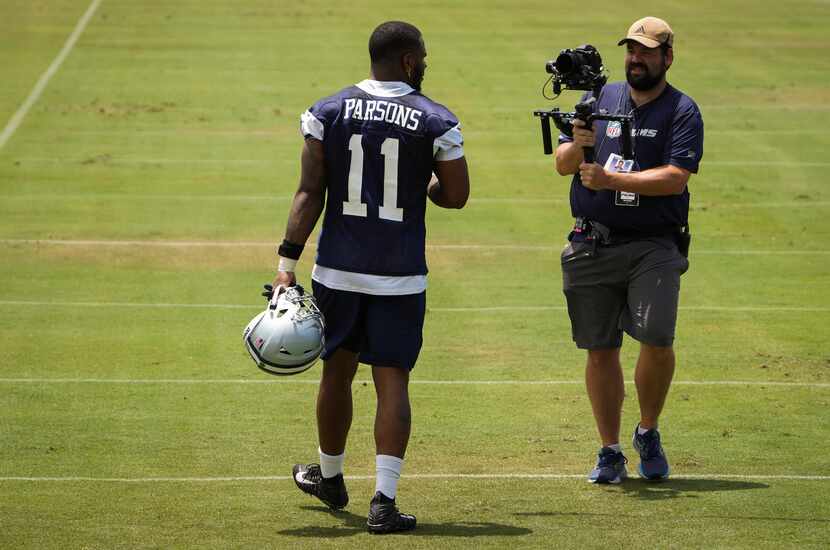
[532,109,634,160]
[574,101,595,163]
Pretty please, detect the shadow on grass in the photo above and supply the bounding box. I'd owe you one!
[615,478,769,500]
[516,479,828,525]
[512,478,769,511]
[517,509,829,525]
[278,505,533,538]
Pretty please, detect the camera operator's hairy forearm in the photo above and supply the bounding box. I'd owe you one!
[284,139,326,245]
[554,142,584,176]
[606,164,689,196]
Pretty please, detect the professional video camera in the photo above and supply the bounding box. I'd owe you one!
[533,45,633,162]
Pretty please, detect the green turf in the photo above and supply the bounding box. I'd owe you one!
[1,0,829,548]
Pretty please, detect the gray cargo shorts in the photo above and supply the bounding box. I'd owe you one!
[561,236,689,349]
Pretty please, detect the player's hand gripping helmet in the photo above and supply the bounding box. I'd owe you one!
[242,285,325,375]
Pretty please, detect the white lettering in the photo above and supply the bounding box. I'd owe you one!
[374,101,386,121]
[344,98,356,119]
[406,109,422,131]
[343,99,423,130]
[384,102,398,123]
[631,128,658,138]
[365,100,376,120]
[395,106,410,127]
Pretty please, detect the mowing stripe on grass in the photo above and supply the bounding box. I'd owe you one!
[12,157,830,167]
[0,0,102,150]
[1,474,828,482]
[44,128,830,136]
[1,239,829,256]
[0,300,827,313]
[0,379,826,388]
[434,305,830,313]
[1,195,827,209]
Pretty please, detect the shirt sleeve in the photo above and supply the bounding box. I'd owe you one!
[300,110,324,140]
[664,103,704,173]
[299,100,338,141]
[433,123,464,161]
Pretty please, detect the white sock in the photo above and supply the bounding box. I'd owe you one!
[637,425,654,435]
[375,455,403,499]
[607,443,622,453]
[318,447,344,478]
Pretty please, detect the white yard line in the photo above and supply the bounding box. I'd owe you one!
[1,239,829,255]
[1,473,827,482]
[693,201,830,208]
[0,379,826,388]
[0,300,827,313]
[705,161,830,167]
[15,157,279,164]
[0,239,285,248]
[689,250,830,255]
[0,300,256,309]
[0,194,294,202]
[0,0,102,150]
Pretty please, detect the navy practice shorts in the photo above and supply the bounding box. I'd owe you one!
[561,237,689,349]
[312,280,426,371]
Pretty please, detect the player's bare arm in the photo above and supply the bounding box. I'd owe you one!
[273,137,326,288]
[428,157,469,209]
[578,162,690,195]
[285,137,326,242]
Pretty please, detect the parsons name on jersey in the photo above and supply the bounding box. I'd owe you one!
[343,98,423,131]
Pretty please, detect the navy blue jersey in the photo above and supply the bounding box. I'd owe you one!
[559,82,704,232]
[301,80,462,279]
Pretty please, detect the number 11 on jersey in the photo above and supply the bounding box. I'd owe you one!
[343,134,404,222]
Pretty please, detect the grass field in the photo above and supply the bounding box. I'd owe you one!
[1,0,829,548]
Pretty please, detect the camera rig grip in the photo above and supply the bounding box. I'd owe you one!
[533,105,634,161]
[574,101,595,163]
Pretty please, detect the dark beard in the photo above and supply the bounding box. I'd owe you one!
[626,63,666,91]
[411,64,425,91]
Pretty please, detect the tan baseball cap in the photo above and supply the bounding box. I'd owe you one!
[618,16,674,48]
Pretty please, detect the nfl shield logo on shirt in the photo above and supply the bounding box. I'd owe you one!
[606,121,622,138]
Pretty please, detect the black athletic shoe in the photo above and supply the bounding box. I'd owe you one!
[291,463,349,510]
[366,491,416,534]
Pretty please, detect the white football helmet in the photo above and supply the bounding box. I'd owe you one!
[243,285,325,375]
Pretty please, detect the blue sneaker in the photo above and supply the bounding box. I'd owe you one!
[588,447,628,484]
[632,425,670,480]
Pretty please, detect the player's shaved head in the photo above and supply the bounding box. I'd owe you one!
[369,21,423,65]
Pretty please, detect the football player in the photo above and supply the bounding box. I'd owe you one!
[273,21,469,533]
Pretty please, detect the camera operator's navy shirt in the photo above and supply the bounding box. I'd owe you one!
[300,80,464,295]
[558,82,703,233]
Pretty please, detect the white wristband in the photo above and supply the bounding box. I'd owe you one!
[278,256,298,272]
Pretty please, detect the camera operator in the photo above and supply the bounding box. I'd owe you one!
[554,17,704,484]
